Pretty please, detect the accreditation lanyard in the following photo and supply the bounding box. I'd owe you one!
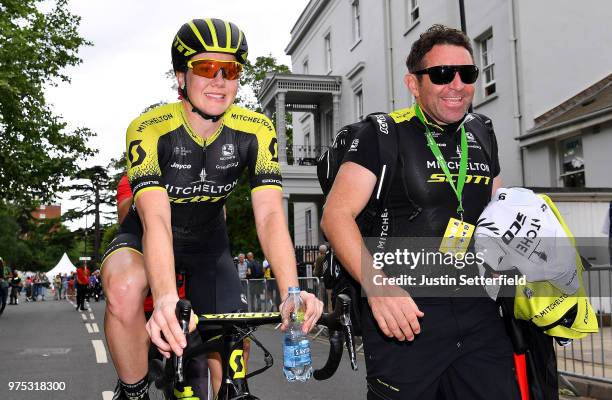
[415,104,468,219]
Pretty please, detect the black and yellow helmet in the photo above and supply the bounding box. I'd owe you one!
[172,18,248,72]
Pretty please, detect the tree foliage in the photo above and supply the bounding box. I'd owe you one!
[0,0,95,207]
[0,204,80,271]
[63,166,115,267]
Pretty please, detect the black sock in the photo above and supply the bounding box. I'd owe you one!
[119,375,149,400]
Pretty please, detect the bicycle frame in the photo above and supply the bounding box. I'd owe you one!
[152,296,357,400]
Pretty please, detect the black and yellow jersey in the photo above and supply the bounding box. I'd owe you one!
[123,101,282,239]
[343,104,500,238]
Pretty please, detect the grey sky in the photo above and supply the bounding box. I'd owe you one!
[44,0,309,224]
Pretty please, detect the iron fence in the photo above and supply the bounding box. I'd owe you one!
[240,277,323,312]
[557,265,612,384]
[286,145,328,166]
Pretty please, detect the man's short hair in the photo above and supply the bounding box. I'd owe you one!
[318,244,327,253]
[406,24,474,73]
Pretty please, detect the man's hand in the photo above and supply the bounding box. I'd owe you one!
[367,286,424,341]
[279,291,324,334]
[146,294,195,358]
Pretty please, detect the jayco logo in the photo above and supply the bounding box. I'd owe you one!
[170,162,192,170]
[375,115,389,135]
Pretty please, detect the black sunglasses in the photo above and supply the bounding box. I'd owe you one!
[412,65,479,85]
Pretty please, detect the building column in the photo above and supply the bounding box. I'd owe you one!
[332,94,341,136]
[276,92,287,164]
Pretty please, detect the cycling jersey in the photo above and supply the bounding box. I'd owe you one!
[102,102,281,313]
[121,101,282,240]
[343,105,518,400]
[345,105,499,237]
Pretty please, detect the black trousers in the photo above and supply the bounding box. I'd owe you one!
[0,286,7,313]
[76,284,88,309]
[363,298,520,400]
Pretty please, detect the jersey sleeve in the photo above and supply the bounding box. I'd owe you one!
[125,118,165,199]
[116,175,133,203]
[247,115,283,193]
[341,121,380,176]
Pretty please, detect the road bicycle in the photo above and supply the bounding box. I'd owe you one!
[148,294,357,400]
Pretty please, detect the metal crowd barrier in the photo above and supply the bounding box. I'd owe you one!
[240,276,323,312]
[557,265,612,384]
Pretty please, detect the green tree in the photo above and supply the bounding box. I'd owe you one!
[64,166,114,267]
[225,55,291,257]
[0,0,95,208]
[0,204,81,271]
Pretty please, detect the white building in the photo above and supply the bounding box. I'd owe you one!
[258,0,612,259]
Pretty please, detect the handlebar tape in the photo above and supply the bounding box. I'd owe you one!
[313,330,344,380]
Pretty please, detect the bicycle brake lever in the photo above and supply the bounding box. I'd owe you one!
[175,299,192,383]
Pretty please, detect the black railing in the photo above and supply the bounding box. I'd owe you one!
[286,145,328,166]
[295,245,320,265]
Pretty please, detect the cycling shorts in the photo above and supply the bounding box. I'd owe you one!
[101,232,246,314]
[362,298,520,400]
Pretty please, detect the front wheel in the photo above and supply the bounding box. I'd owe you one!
[148,357,174,400]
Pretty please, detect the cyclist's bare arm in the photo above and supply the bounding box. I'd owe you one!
[135,189,185,357]
[251,188,323,332]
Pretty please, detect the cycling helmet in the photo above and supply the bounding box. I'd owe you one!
[172,18,248,72]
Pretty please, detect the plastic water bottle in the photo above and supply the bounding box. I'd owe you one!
[283,287,312,382]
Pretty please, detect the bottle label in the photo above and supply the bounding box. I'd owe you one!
[284,340,311,368]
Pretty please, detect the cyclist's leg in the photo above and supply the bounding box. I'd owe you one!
[101,234,149,385]
[184,249,246,397]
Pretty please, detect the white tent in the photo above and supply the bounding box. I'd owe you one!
[46,253,76,280]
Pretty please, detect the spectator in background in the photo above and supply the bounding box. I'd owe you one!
[62,273,68,299]
[246,252,263,279]
[40,272,49,301]
[0,259,8,315]
[236,253,248,280]
[75,262,90,311]
[54,274,62,300]
[24,275,32,302]
[9,270,21,305]
[312,244,327,278]
[32,272,41,301]
[246,252,264,310]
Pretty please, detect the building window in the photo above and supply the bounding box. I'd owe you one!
[560,137,585,187]
[355,88,364,121]
[324,33,332,73]
[479,33,496,97]
[39,213,46,219]
[352,0,361,43]
[303,59,309,74]
[305,209,312,246]
[408,0,419,24]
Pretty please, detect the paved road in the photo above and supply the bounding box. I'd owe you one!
[0,294,367,399]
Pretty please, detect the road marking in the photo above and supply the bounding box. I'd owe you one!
[85,323,93,334]
[20,348,71,355]
[92,340,108,363]
[92,323,100,333]
[90,313,95,320]
[102,391,114,400]
[81,313,87,321]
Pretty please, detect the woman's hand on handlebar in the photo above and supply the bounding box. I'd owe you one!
[145,294,196,358]
[279,291,323,334]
